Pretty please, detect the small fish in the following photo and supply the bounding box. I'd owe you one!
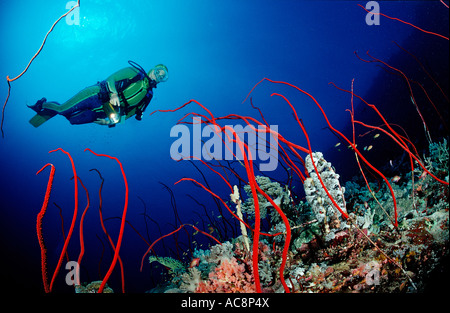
[208,226,215,234]
[367,145,373,151]
[189,258,201,268]
[392,175,401,183]
[374,133,380,139]
[390,160,394,167]
[335,142,341,147]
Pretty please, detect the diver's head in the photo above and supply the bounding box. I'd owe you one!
[148,64,169,84]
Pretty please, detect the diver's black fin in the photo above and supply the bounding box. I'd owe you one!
[29,109,57,128]
[27,97,47,113]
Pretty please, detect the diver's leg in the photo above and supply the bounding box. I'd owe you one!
[67,110,104,125]
[61,94,105,125]
[42,85,101,113]
[29,85,102,127]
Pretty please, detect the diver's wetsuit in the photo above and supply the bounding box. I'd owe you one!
[29,66,156,127]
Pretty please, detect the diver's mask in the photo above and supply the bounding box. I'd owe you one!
[149,64,169,83]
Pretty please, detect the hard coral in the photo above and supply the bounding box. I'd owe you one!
[242,176,292,222]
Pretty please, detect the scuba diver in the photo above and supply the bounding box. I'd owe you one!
[28,61,168,127]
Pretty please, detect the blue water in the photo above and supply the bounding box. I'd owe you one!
[0,1,447,293]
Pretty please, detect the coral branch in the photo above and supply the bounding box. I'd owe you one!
[48,148,79,292]
[357,3,449,40]
[35,163,55,293]
[75,176,89,284]
[249,78,400,226]
[85,148,129,293]
[89,168,126,293]
[1,1,81,138]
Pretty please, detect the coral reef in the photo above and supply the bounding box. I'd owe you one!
[75,281,114,293]
[152,237,274,293]
[149,140,448,293]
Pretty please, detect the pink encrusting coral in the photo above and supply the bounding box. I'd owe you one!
[193,241,273,293]
[196,257,256,293]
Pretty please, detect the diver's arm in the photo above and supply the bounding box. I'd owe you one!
[102,67,140,124]
[105,67,140,108]
[105,67,140,95]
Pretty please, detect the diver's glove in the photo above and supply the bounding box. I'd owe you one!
[110,93,120,107]
[94,118,110,125]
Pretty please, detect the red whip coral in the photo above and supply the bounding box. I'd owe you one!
[35,163,55,293]
[84,148,129,293]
